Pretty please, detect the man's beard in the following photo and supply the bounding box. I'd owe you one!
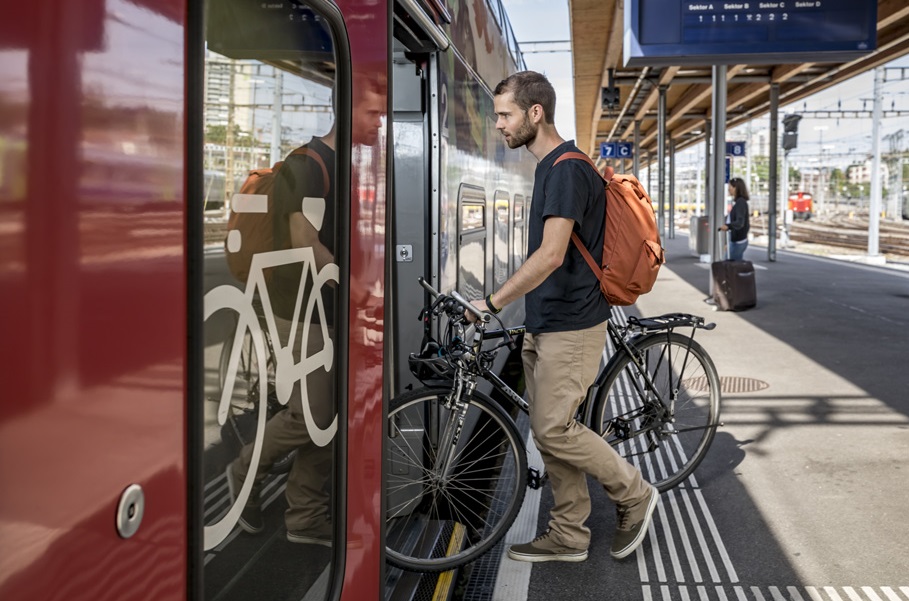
[506,114,537,149]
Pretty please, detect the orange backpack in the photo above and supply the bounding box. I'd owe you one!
[554,152,665,306]
[224,147,328,283]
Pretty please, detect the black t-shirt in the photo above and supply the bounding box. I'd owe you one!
[270,137,337,325]
[525,141,611,334]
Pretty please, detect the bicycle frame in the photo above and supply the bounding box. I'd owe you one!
[429,315,691,449]
[412,278,718,496]
[455,316,706,430]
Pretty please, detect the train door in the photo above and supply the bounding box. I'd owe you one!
[390,50,432,394]
[0,1,187,600]
[193,0,386,599]
[389,1,450,395]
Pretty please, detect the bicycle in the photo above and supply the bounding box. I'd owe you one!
[385,278,721,572]
[203,201,338,551]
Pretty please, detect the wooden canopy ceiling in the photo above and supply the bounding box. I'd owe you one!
[569,0,909,161]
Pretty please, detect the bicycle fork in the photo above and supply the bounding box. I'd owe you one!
[432,375,476,483]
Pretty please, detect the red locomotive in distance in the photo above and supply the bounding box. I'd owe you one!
[788,191,813,220]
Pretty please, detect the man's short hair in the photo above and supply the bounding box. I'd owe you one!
[494,71,556,124]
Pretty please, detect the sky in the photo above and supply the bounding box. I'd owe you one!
[500,0,577,140]
[498,0,909,169]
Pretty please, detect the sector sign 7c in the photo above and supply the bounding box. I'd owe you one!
[600,141,635,159]
[624,0,876,67]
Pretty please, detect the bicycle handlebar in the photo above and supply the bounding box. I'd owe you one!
[418,277,491,323]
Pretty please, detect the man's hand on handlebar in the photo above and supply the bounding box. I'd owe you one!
[465,299,490,323]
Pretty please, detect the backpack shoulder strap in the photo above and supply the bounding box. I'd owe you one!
[286,146,330,197]
[553,151,611,184]
[551,151,610,284]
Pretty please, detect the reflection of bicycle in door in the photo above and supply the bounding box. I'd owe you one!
[204,224,339,551]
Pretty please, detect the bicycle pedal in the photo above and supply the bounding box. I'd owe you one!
[527,467,546,490]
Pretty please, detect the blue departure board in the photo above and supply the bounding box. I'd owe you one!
[624,0,877,67]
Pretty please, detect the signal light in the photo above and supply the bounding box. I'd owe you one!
[783,114,802,132]
[782,114,801,150]
[602,68,620,111]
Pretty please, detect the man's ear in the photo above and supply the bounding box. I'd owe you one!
[529,104,540,123]
[529,104,545,124]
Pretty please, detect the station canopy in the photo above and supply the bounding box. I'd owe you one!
[569,0,909,161]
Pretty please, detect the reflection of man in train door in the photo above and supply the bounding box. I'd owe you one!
[226,74,385,546]
[470,71,659,563]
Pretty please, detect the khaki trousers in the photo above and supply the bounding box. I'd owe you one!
[522,320,650,550]
[238,317,336,531]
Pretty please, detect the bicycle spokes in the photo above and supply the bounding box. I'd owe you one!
[386,389,527,572]
[594,332,720,492]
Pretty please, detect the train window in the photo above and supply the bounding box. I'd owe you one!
[458,184,486,300]
[512,193,525,270]
[493,191,510,288]
[461,202,485,231]
[198,1,349,599]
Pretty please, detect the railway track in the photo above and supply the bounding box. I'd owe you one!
[746,211,909,257]
[678,212,909,257]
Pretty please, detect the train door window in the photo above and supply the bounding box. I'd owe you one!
[198,1,349,599]
[458,184,486,299]
[512,193,525,270]
[493,190,510,288]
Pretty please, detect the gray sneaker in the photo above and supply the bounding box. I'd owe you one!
[287,522,333,547]
[507,531,588,563]
[225,462,264,534]
[610,485,658,559]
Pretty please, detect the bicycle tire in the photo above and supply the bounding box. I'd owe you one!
[203,285,269,550]
[386,387,527,572]
[591,332,721,492]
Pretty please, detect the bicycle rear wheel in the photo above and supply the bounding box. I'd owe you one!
[386,387,527,572]
[591,332,720,492]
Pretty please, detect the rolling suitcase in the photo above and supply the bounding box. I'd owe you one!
[711,260,756,311]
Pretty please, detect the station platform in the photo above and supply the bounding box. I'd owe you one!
[455,233,909,601]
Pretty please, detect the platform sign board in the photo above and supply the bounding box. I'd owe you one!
[624,0,877,67]
[726,141,746,157]
[600,141,635,159]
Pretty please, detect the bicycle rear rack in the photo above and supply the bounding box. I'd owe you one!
[627,313,716,333]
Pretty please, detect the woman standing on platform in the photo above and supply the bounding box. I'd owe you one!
[720,177,750,261]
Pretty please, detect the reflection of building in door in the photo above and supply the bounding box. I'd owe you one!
[202,53,333,212]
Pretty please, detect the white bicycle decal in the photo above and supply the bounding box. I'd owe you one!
[204,197,338,550]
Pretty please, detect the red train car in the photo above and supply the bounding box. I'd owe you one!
[0,0,533,599]
[788,191,813,220]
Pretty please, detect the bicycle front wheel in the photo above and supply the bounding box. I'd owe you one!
[386,387,527,572]
[591,332,721,492]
